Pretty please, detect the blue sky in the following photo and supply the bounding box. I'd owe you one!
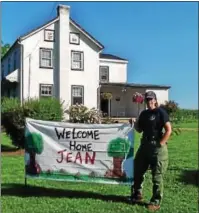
[2,2,198,109]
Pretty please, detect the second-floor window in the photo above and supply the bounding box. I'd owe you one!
[40,84,53,97]
[14,52,17,70]
[71,85,84,105]
[71,51,84,70]
[40,48,53,68]
[8,58,11,74]
[99,66,109,83]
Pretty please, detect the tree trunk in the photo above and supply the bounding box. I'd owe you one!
[27,152,41,175]
[112,157,124,177]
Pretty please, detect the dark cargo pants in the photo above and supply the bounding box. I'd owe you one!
[132,138,168,205]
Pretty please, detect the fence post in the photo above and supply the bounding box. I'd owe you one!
[128,118,133,201]
[24,176,27,187]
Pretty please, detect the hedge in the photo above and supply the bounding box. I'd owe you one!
[1,97,64,148]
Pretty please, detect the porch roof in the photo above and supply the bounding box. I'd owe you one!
[5,69,19,83]
[100,82,171,89]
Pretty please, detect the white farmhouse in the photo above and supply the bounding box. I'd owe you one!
[1,4,170,118]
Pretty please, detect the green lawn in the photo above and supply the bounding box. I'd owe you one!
[1,129,198,213]
[173,120,198,129]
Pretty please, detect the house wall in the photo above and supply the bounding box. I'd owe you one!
[100,87,169,117]
[67,24,100,109]
[99,60,127,83]
[21,21,56,100]
[1,44,21,97]
[21,6,100,110]
[101,86,146,117]
[146,88,169,105]
[1,45,21,77]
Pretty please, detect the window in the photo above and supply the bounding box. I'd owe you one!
[71,85,84,105]
[8,58,11,74]
[70,33,80,45]
[40,48,53,68]
[44,29,55,41]
[71,51,84,70]
[40,84,53,97]
[99,66,109,82]
[14,52,17,70]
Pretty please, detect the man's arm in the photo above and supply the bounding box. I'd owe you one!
[160,121,172,146]
[159,108,172,145]
[132,112,144,133]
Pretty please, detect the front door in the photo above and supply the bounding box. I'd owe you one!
[101,99,109,116]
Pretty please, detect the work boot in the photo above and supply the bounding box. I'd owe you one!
[147,203,160,211]
[131,191,143,203]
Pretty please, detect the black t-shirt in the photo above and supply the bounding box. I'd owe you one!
[137,107,169,138]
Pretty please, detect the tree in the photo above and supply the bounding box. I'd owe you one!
[160,100,181,136]
[1,41,10,58]
[25,132,44,175]
[107,137,130,177]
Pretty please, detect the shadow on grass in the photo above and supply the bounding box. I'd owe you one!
[1,145,19,152]
[178,170,199,186]
[1,183,147,206]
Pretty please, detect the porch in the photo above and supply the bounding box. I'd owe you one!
[1,69,19,98]
[99,83,147,118]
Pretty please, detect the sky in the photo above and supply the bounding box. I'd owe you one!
[1,1,198,109]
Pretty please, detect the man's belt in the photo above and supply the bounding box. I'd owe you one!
[142,135,162,141]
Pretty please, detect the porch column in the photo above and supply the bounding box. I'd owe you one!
[108,99,111,117]
[97,85,101,110]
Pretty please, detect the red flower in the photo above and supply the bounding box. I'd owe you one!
[132,92,144,103]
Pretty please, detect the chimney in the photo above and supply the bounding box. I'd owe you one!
[55,4,70,109]
[57,4,70,17]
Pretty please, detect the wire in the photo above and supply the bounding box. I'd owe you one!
[23,2,58,60]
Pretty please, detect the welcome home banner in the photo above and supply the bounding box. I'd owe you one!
[25,118,134,185]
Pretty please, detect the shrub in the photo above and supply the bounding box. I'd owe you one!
[65,104,102,123]
[174,109,198,122]
[160,100,198,123]
[160,100,179,116]
[1,97,64,148]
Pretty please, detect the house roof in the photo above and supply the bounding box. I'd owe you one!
[100,53,127,61]
[100,82,171,89]
[70,18,104,49]
[20,17,58,40]
[1,15,104,61]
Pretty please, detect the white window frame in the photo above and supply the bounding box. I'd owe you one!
[40,84,53,97]
[99,66,109,83]
[71,85,84,105]
[44,29,55,42]
[71,51,84,71]
[40,48,53,68]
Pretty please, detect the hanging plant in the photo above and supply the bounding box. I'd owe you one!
[132,92,144,117]
[132,92,144,104]
[115,97,120,101]
[101,92,112,100]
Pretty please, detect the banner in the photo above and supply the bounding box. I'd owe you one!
[25,118,134,185]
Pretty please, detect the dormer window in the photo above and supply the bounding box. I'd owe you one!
[44,29,55,42]
[99,66,109,83]
[70,33,80,45]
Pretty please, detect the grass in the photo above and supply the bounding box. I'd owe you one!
[1,127,198,213]
[173,121,198,129]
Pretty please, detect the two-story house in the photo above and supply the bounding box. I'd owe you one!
[1,4,170,118]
